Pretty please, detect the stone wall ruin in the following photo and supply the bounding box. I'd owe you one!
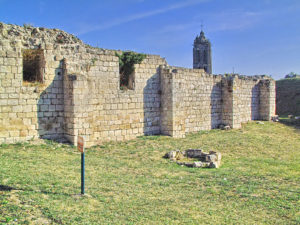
[0,23,276,147]
[276,78,300,116]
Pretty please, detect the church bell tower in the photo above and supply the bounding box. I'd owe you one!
[193,30,212,74]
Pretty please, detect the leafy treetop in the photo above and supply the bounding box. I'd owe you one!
[116,51,146,88]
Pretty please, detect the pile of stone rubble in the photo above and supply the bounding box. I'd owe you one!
[164,149,222,168]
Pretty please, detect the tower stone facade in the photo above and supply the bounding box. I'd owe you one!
[193,30,212,74]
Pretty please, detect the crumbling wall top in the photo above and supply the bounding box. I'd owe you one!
[0,22,167,60]
[0,22,82,45]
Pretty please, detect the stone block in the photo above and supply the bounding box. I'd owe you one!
[6,51,18,58]
[9,130,20,137]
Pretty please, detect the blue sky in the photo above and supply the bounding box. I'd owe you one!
[1,0,299,79]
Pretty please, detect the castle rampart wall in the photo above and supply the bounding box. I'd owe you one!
[0,23,276,147]
[0,23,69,143]
[276,78,300,116]
[64,52,166,147]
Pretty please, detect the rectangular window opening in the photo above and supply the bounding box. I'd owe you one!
[116,51,145,91]
[23,49,45,83]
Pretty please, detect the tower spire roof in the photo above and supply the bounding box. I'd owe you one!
[200,30,205,37]
[200,22,205,37]
[199,29,207,42]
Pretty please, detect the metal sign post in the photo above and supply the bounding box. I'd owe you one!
[77,136,85,195]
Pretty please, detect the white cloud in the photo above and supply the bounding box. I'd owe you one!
[210,10,262,32]
[76,0,209,35]
[155,9,263,35]
[158,22,202,34]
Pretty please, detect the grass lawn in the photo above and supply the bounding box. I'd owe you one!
[0,121,299,224]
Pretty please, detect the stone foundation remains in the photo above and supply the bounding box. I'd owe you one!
[0,23,276,147]
[164,149,222,168]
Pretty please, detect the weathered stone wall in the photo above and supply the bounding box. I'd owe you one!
[221,77,234,127]
[231,77,260,128]
[160,66,174,136]
[183,70,222,131]
[259,79,276,120]
[0,22,276,147]
[160,66,222,137]
[159,69,271,133]
[276,78,300,116]
[0,23,167,146]
[222,76,275,128]
[0,23,74,143]
[64,52,166,147]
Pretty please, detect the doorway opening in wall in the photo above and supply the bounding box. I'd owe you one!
[22,49,45,84]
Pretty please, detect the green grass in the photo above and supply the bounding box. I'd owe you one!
[0,122,300,224]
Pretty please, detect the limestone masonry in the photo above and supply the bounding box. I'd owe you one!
[0,23,276,147]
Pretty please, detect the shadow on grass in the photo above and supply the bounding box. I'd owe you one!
[0,185,14,191]
[278,118,300,130]
[0,184,71,196]
[43,137,72,145]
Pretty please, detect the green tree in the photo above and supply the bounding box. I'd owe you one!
[116,51,146,89]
